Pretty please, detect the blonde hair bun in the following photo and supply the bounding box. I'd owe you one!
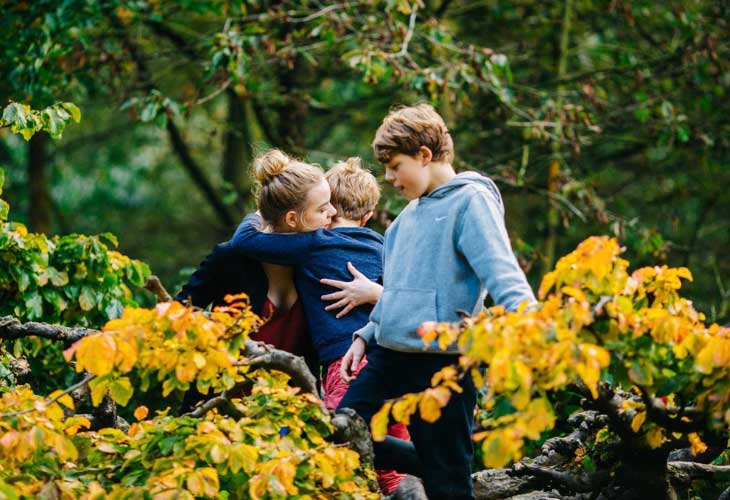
[254,149,290,184]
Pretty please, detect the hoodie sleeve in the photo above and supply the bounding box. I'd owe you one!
[456,188,536,311]
[229,213,315,266]
[353,320,376,344]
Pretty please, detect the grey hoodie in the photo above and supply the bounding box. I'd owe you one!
[355,172,536,353]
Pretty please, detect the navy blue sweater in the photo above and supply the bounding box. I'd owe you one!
[230,214,384,364]
[174,241,268,312]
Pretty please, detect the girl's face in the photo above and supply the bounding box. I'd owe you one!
[283,178,336,232]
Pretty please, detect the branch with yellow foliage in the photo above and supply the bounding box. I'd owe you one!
[364,236,730,499]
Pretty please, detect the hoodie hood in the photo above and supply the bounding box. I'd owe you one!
[423,171,504,211]
[354,169,535,353]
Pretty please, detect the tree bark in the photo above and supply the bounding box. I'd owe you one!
[166,119,236,227]
[28,131,51,234]
[222,89,254,211]
[541,0,573,275]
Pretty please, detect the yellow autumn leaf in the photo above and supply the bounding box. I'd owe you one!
[631,411,646,433]
[75,333,117,376]
[391,393,419,426]
[89,377,109,407]
[370,401,393,442]
[646,427,666,449]
[695,345,714,374]
[538,270,557,299]
[186,467,219,497]
[688,433,707,456]
[133,406,149,421]
[208,443,228,464]
[419,387,451,423]
[47,390,74,411]
[274,460,298,496]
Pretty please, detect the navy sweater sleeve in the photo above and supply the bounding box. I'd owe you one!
[174,241,268,312]
[230,213,318,266]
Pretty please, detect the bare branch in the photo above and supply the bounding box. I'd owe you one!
[637,385,704,433]
[396,6,418,58]
[511,462,610,494]
[0,316,95,346]
[287,2,362,23]
[667,461,730,481]
[145,275,172,302]
[184,390,231,418]
[239,339,320,397]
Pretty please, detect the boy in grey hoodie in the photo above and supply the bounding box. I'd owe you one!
[337,104,536,499]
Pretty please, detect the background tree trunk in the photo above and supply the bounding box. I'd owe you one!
[222,89,254,212]
[28,132,51,234]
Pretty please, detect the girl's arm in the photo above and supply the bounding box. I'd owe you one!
[319,262,383,318]
[229,213,317,266]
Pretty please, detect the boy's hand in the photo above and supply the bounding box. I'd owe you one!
[321,262,383,318]
[340,337,366,383]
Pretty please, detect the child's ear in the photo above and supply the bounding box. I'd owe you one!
[359,211,374,227]
[418,146,433,165]
[284,210,299,230]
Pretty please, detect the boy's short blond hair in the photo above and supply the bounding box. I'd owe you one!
[325,158,380,221]
[373,103,454,164]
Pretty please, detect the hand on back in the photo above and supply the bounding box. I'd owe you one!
[320,262,382,318]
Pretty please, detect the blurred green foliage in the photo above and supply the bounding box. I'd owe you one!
[0,0,727,321]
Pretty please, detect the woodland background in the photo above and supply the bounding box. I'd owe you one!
[2,0,728,324]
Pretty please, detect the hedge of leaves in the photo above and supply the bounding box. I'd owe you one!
[374,236,730,470]
[1,168,152,390]
[0,300,377,499]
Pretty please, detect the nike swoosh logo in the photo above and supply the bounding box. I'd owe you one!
[435,216,448,221]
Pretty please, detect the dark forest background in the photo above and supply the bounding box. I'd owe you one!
[2,0,728,323]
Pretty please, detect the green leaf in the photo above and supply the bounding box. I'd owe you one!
[0,167,5,194]
[628,360,653,386]
[0,478,20,500]
[656,374,689,397]
[47,267,69,287]
[43,289,68,313]
[61,102,81,123]
[41,107,68,139]
[100,232,118,248]
[109,377,134,406]
[79,286,97,311]
[676,126,690,143]
[89,376,109,406]
[105,300,124,320]
[0,199,8,221]
[24,291,43,320]
[15,269,31,293]
[125,261,150,287]
[140,102,158,122]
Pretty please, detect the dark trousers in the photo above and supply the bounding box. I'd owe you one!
[337,346,477,500]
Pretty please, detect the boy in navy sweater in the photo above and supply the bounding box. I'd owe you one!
[229,158,408,494]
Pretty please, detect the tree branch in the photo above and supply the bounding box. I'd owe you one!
[667,461,730,481]
[145,275,172,302]
[0,316,96,346]
[111,14,235,227]
[511,462,610,494]
[239,340,320,397]
[0,373,95,418]
[638,385,704,433]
